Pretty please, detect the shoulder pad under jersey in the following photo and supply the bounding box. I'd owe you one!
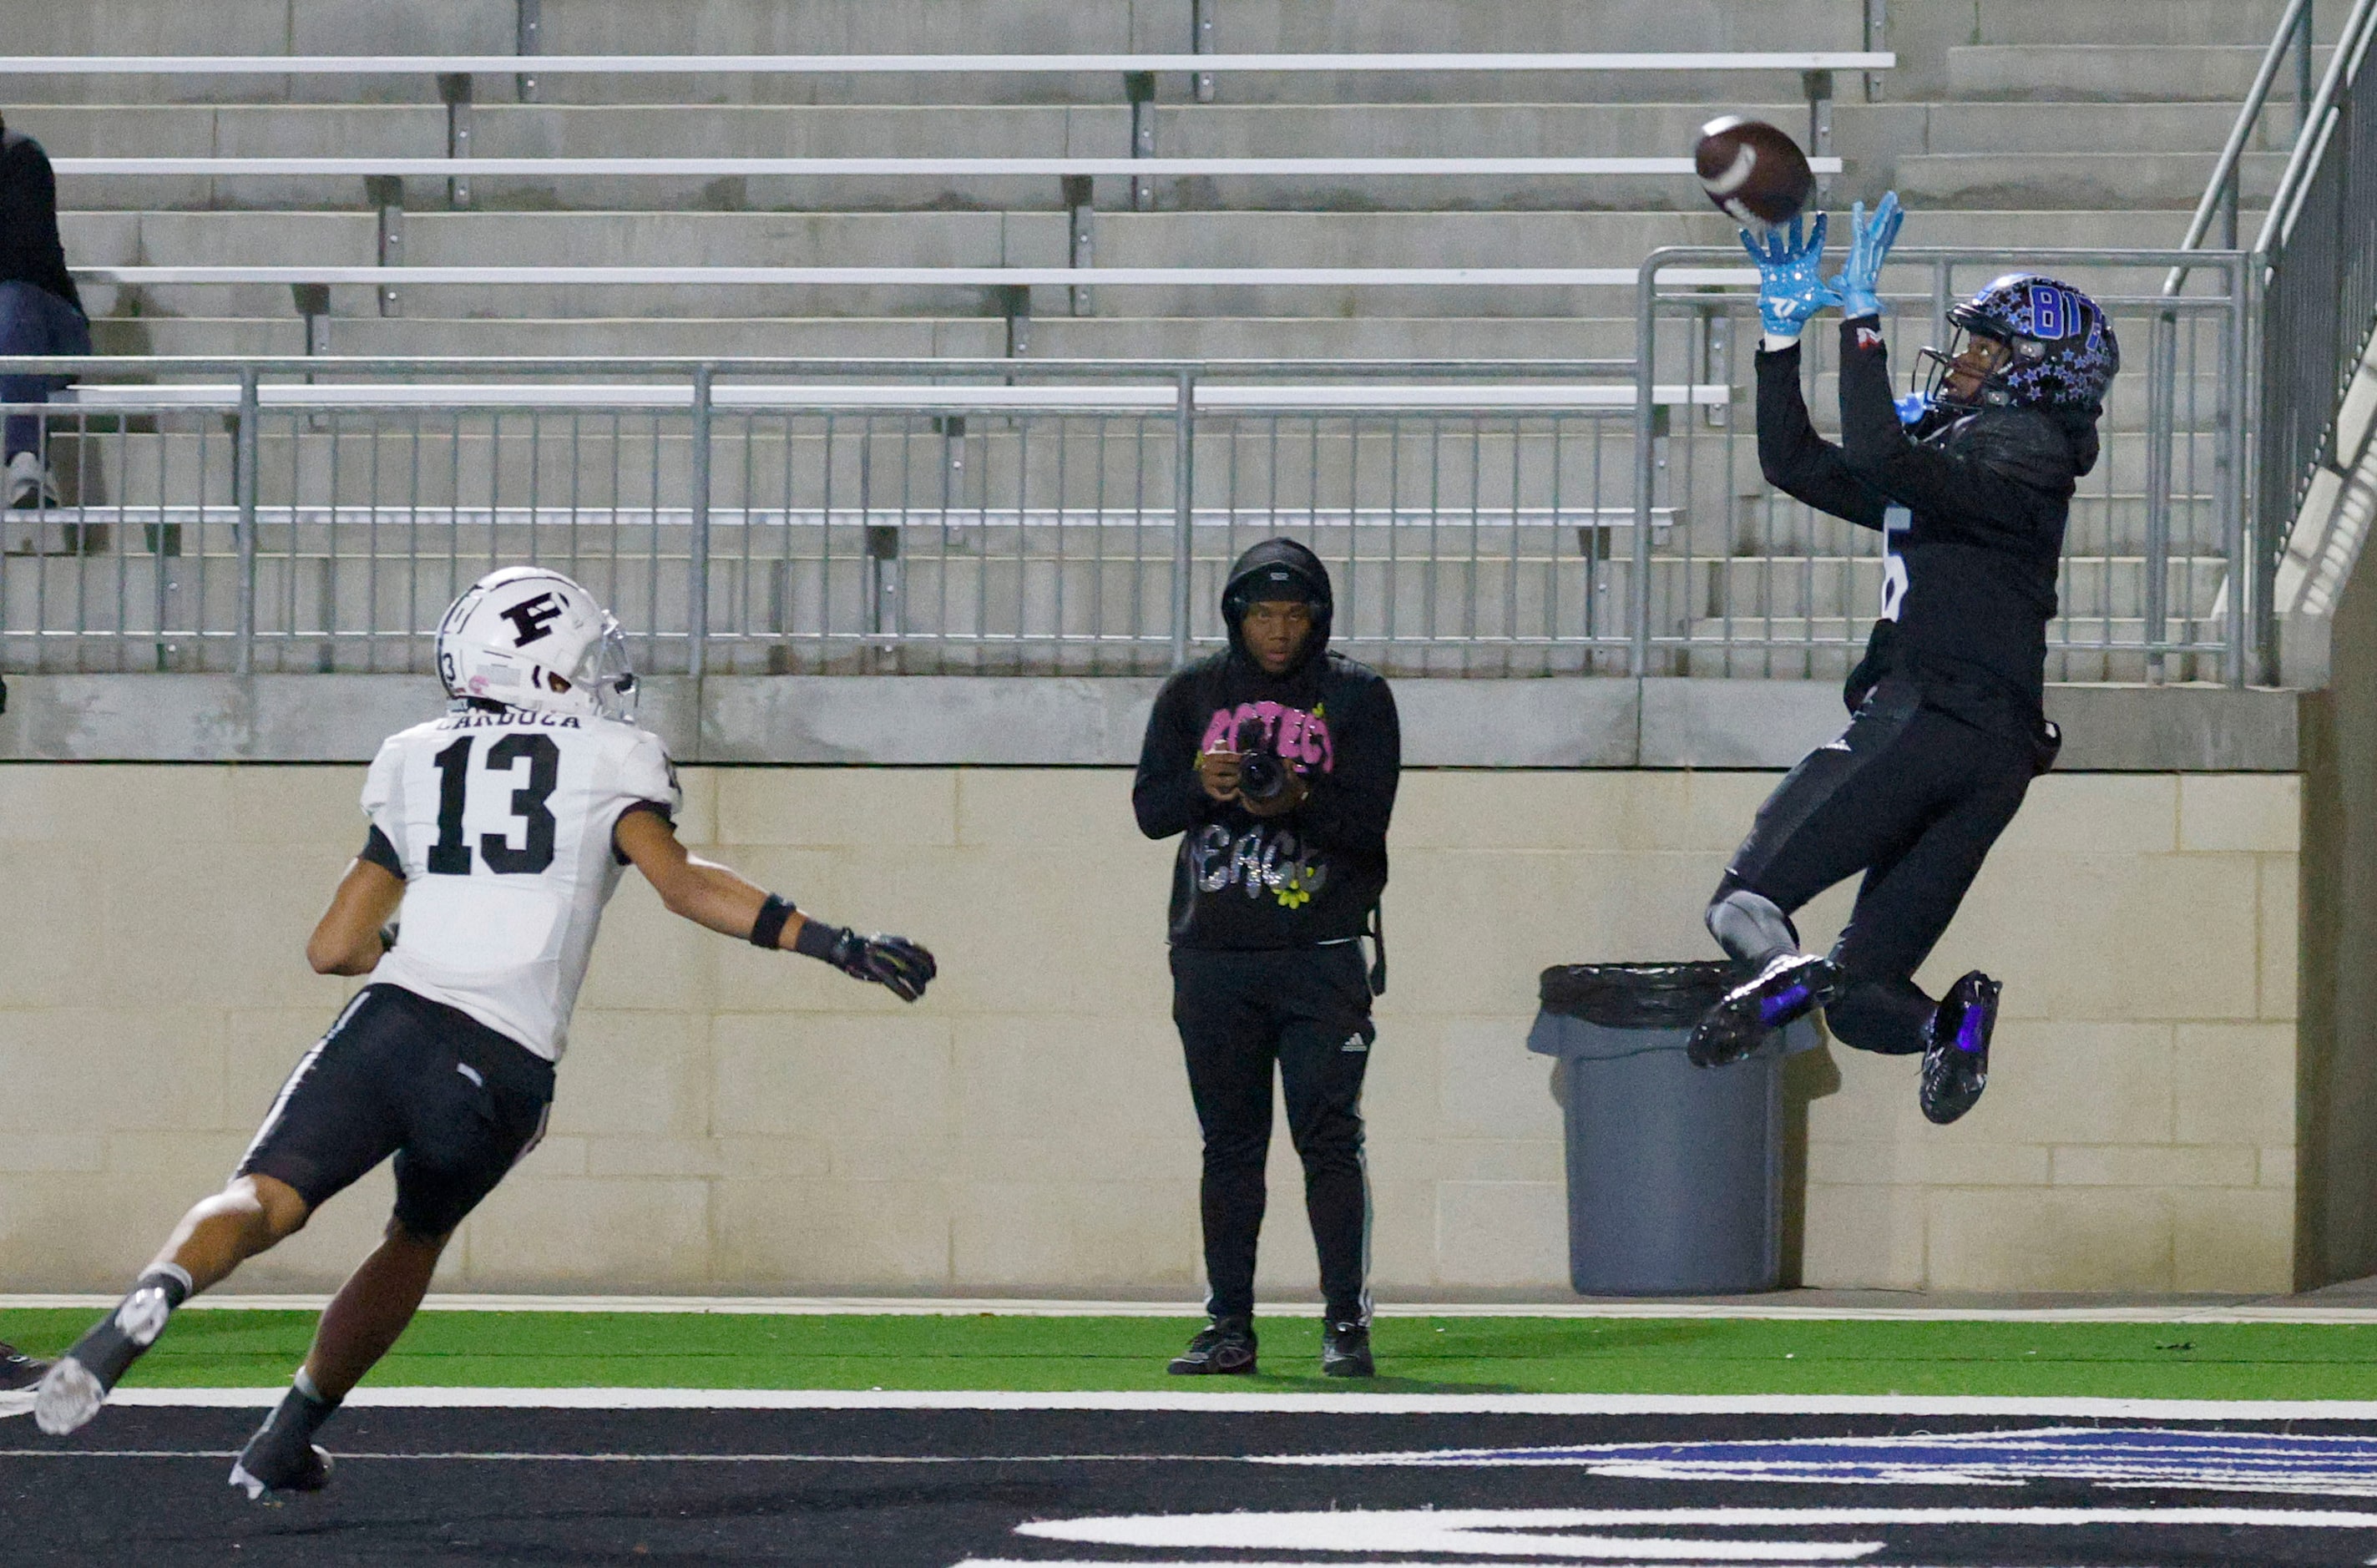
[1928,407,2083,492]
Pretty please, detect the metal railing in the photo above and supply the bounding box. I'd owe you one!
[51,155,1839,180]
[1637,248,2252,687]
[2168,0,2320,276]
[3,291,2247,683]
[2253,0,2377,680]
[0,51,1895,76]
[0,359,1661,680]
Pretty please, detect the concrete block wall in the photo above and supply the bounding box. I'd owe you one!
[0,761,2299,1297]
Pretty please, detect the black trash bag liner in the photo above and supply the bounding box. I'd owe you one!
[1537,961,1747,1030]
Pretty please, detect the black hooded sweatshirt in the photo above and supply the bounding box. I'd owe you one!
[0,129,83,315]
[1133,539,1400,949]
[1756,314,2095,743]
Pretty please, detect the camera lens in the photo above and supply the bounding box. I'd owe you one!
[1237,750,1286,804]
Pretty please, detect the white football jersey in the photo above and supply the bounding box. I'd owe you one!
[361,706,680,1061]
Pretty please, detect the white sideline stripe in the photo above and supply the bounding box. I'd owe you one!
[0,53,1896,76]
[55,382,1721,412]
[3,1292,2365,1323]
[55,1389,2377,1418]
[70,265,1757,289]
[0,1449,1221,1463]
[53,156,1843,179]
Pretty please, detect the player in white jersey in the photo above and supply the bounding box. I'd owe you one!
[32,567,937,1496]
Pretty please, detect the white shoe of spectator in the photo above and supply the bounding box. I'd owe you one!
[5,451,58,510]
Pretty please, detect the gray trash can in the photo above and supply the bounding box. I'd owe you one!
[1526,961,1816,1296]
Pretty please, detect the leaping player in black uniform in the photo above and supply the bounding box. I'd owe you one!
[1687,193,2118,1124]
[32,567,936,1496]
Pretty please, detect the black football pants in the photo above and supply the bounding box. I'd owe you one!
[1714,682,2035,1055]
[1171,944,1375,1325]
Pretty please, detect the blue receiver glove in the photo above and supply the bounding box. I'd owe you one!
[1894,392,1930,426]
[1830,190,1904,321]
[1739,213,1840,342]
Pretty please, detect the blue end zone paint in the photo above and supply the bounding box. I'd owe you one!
[1264,1426,2377,1498]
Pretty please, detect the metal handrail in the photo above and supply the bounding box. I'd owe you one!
[2165,0,2315,293]
[2258,0,2377,256]
[0,51,1894,76]
[67,264,1760,291]
[50,154,1842,180]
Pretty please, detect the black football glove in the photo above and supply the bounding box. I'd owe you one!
[796,921,937,1003]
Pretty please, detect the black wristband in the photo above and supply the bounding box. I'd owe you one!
[792,918,847,963]
[750,893,797,950]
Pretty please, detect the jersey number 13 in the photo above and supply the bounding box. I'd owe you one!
[427,734,560,876]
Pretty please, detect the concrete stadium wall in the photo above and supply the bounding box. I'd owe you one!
[0,761,2299,1299]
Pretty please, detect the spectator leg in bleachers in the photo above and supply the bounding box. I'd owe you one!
[0,278,88,507]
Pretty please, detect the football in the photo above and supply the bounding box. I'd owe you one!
[1694,114,1815,229]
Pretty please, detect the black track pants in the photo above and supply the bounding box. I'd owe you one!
[1715,683,2034,1055]
[1171,944,1375,1324]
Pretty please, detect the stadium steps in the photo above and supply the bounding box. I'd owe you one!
[82,314,1648,362]
[1948,43,2337,105]
[20,100,1851,215]
[5,0,2283,671]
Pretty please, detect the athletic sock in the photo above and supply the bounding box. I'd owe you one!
[71,1264,192,1382]
[270,1370,341,1444]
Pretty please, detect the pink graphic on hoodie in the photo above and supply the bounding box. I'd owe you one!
[1199,701,1335,774]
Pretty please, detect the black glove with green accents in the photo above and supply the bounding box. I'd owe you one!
[795,921,937,1003]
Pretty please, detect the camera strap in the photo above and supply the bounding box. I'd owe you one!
[1365,903,1387,998]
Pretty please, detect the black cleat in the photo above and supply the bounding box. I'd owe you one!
[1687,953,1843,1067]
[230,1382,341,1499]
[1321,1322,1374,1378]
[1166,1316,1257,1375]
[0,1343,48,1392]
[1920,970,2001,1125]
[34,1281,177,1435]
[230,1440,332,1501]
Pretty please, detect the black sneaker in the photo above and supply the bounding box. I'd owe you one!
[1321,1322,1374,1378]
[1166,1317,1257,1375]
[1919,970,2001,1125]
[0,1343,48,1392]
[1687,953,1843,1068]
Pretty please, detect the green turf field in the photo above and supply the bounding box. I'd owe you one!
[8,1311,2377,1399]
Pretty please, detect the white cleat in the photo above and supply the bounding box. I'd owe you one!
[32,1356,106,1436]
[228,1461,267,1501]
[4,451,58,511]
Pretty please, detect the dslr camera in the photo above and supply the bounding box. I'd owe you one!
[1236,748,1297,807]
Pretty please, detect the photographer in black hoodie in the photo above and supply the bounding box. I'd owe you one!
[1689,194,2117,1128]
[1133,539,1399,1379]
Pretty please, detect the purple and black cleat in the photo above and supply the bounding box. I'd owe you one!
[1687,953,1843,1068]
[1919,969,2001,1125]
[0,1343,48,1393]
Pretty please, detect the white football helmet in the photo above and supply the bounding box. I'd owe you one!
[434,567,637,720]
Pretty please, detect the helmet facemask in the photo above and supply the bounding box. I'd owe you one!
[1917,326,2018,412]
[581,615,640,721]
